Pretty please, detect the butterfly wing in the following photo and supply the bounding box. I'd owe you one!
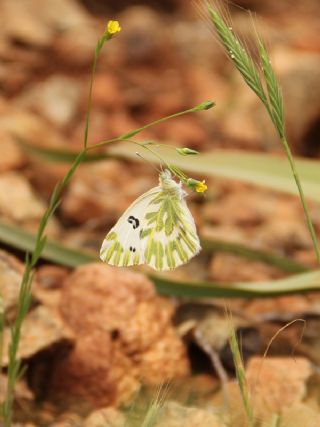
[140,188,201,271]
[101,177,201,271]
[100,187,160,267]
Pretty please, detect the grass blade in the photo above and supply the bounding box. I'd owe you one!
[16,141,320,203]
[229,321,254,427]
[110,144,320,202]
[0,220,319,298]
[207,5,320,263]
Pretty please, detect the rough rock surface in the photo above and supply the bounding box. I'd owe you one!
[60,160,154,225]
[50,263,190,407]
[154,401,223,427]
[246,356,312,416]
[83,407,125,427]
[0,249,26,319]
[2,305,74,367]
[0,171,60,235]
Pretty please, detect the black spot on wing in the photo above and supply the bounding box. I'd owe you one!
[128,216,140,229]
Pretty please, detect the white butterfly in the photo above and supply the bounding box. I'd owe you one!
[100,169,201,271]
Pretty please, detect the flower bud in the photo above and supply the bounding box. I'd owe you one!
[187,178,208,193]
[176,147,199,156]
[106,20,121,36]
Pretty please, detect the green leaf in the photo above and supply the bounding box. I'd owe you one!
[18,140,320,202]
[201,239,306,274]
[17,139,112,163]
[0,220,318,298]
[110,144,320,202]
[0,221,96,267]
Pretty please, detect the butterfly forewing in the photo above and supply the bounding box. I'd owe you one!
[100,187,159,267]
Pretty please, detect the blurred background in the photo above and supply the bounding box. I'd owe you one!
[1,0,320,281]
[1,1,320,424]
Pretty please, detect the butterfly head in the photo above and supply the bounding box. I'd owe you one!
[159,169,185,197]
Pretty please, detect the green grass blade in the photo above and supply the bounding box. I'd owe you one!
[16,142,320,202]
[0,220,306,273]
[0,221,96,267]
[201,239,307,273]
[208,7,268,107]
[110,144,320,202]
[17,139,112,163]
[207,5,320,263]
[153,271,320,298]
[0,220,319,298]
[229,325,254,427]
[258,40,285,139]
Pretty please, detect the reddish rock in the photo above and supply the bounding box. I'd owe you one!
[83,407,125,427]
[209,253,284,283]
[0,171,60,236]
[60,160,154,225]
[246,356,312,416]
[0,133,26,172]
[50,264,189,407]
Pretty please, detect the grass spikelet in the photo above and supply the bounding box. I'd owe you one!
[206,1,320,263]
[228,313,254,427]
[208,6,268,107]
[258,39,285,139]
[140,385,167,427]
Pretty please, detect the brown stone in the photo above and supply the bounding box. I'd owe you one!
[0,171,60,235]
[0,250,25,320]
[0,133,26,172]
[50,264,189,407]
[2,305,74,367]
[209,253,284,283]
[60,160,154,225]
[154,401,224,427]
[246,356,312,416]
[16,76,82,128]
[83,407,125,427]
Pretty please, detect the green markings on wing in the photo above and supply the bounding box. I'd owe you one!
[145,238,191,270]
[105,231,117,241]
[174,240,189,263]
[141,191,200,269]
[165,240,188,268]
[164,198,178,235]
[140,228,152,239]
[179,228,197,253]
[102,232,141,266]
[145,194,182,237]
[123,250,131,267]
[103,240,123,264]
[145,239,164,270]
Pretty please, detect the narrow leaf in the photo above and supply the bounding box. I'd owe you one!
[0,220,318,298]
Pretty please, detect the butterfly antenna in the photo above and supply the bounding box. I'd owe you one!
[135,152,162,173]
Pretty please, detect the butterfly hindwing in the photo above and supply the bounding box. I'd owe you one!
[140,191,200,270]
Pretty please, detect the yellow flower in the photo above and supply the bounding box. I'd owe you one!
[195,180,207,193]
[106,20,121,35]
[186,178,208,193]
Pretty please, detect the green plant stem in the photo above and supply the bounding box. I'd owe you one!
[208,5,320,264]
[0,295,4,370]
[1,31,213,426]
[229,327,254,427]
[1,29,107,427]
[1,220,318,298]
[281,137,320,263]
[201,239,307,273]
[89,101,215,150]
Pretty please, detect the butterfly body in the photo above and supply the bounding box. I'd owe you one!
[100,170,201,271]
